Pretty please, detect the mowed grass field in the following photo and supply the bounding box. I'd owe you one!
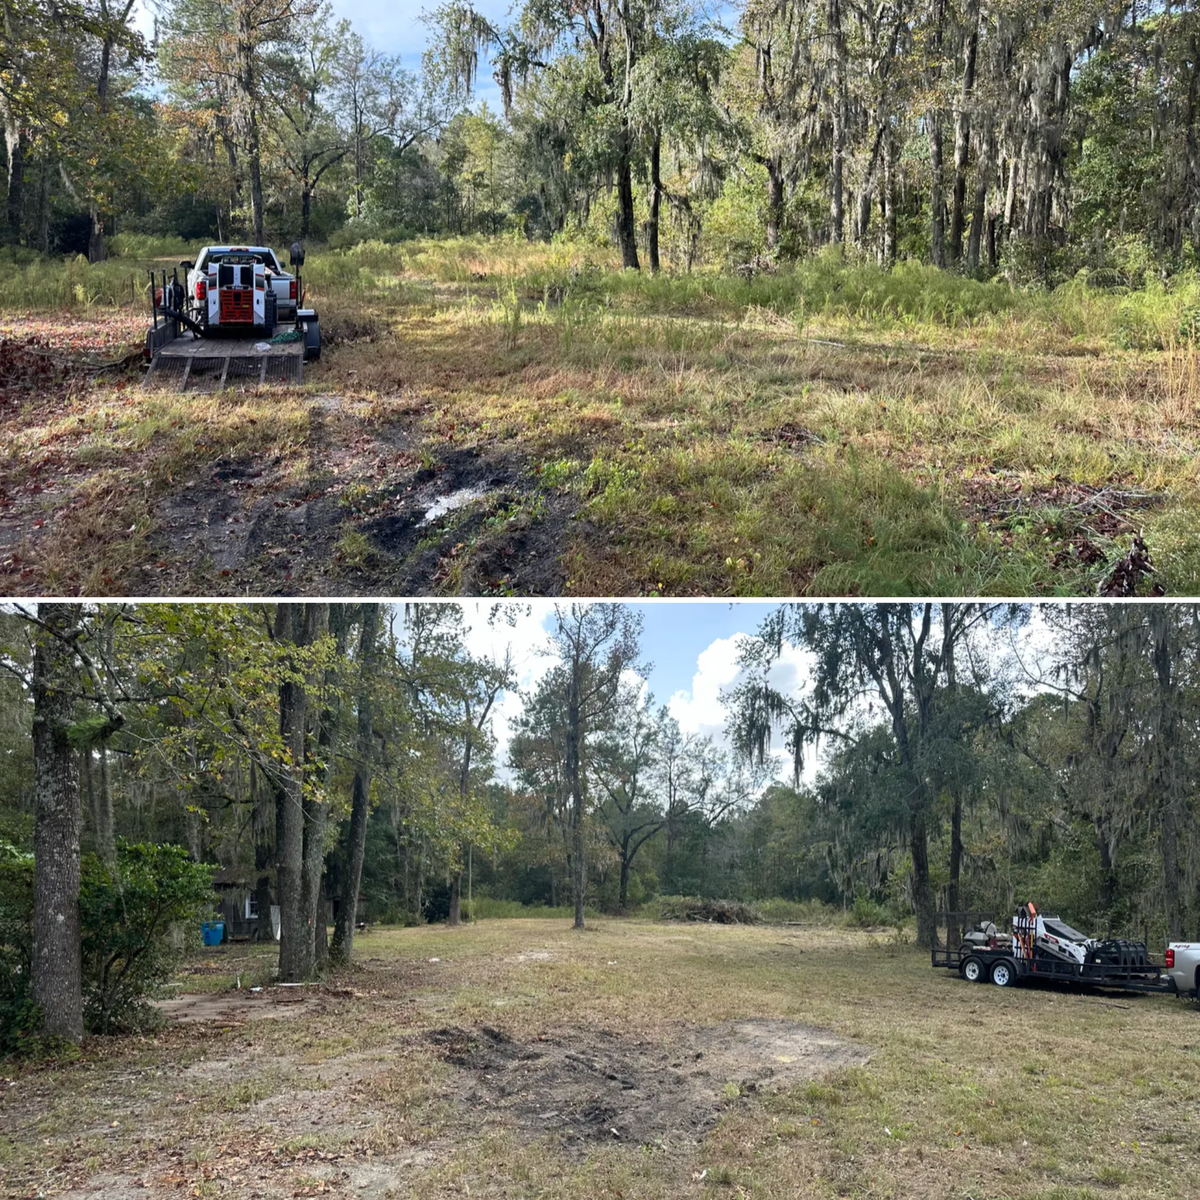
[6,239,1200,595]
[1,918,1197,1199]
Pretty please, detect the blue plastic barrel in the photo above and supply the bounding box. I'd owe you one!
[201,921,225,946]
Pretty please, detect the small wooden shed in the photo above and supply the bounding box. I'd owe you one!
[212,867,279,941]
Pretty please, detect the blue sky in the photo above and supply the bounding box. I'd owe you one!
[453,600,809,780]
[329,0,509,107]
[628,601,778,703]
[451,600,1058,785]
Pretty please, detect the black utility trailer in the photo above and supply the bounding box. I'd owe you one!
[142,244,319,391]
[932,908,1180,995]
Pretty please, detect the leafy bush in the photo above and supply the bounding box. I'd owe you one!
[847,891,892,928]
[0,843,38,1055]
[80,842,213,1033]
[0,841,213,1049]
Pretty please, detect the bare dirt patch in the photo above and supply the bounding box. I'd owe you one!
[428,1019,870,1152]
[155,986,324,1025]
[145,425,581,597]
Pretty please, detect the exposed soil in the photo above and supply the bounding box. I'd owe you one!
[154,986,325,1025]
[427,1019,871,1152]
[145,400,583,596]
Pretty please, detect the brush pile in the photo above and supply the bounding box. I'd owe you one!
[658,897,762,925]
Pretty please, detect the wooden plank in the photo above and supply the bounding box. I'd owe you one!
[180,357,193,393]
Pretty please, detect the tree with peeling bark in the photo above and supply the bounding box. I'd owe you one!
[275,602,331,983]
[7,604,129,1042]
[30,604,86,1042]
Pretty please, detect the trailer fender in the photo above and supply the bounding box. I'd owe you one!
[299,310,320,361]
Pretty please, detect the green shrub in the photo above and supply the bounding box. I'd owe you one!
[0,840,213,1049]
[847,891,891,928]
[80,842,213,1033]
[0,843,38,1055]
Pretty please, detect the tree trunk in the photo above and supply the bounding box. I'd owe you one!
[948,795,962,915]
[766,156,785,252]
[32,603,84,1042]
[910,803,935,947]
[882,132,896,266]
[930,121,946,267]
[88,210,106,263]
[235,5,265,243]
[1095,822,1117,933]
[313,883,329,968]
[277,604,314,982]
[966,122,993,273]
[927,0,947,267]
[618,853,629,912]
[567,668,585,929]
[252,759,275,942]
[828,0,846,246]
[948,4,979,265]
[449,872,462,926]
[1150,612,1185,941]
[615,133,640,270]
[4,125,26,244]
[94,742,114,864]
[331,603,380,967]
[301,181,312,241]
[647,132,662,274]
[1003,155,1018,236]
[301,605,332,972]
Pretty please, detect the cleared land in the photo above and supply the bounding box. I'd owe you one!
[5,242,1200,595]
[1,918,1197,1199]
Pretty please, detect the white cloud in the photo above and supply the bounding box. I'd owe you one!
[667,633,750,742]
[664,633,813,780]
[456,602,557,776]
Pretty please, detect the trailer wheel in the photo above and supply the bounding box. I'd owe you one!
[961,956,985,983]
[991,960,1016,987]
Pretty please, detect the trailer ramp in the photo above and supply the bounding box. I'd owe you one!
[143,327,305,392]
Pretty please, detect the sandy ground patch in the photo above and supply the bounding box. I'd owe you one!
[155,986,324,1024]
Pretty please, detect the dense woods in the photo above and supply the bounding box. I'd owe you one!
[3,601,1200,1044]
[5,1,1200,280]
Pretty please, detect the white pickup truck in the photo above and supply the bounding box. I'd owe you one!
[181,245,299,328]
[1165,943,1200,997]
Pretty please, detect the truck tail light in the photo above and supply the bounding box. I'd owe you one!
[196,280,207,301]
[1166,948,1175,968]
[289,280,297,300]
